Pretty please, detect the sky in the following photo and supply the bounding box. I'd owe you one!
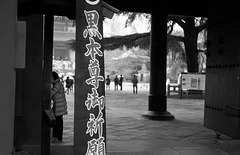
[103,13,151,37]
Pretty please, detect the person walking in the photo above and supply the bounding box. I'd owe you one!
[51,71,68,143]
[119,75,123,91]
[114,75,119,91]
[65,76,72,94]
[132,75,138,94]
[105,75,111,91]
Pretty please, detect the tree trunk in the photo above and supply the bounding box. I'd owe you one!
[184,17,199,73]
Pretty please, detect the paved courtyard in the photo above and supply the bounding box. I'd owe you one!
[60,82,239,154]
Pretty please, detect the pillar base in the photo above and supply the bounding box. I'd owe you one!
[142,111,175,121]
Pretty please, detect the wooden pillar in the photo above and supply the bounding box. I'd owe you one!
[16,15,44,154]
[75,0,106,154]
[41,14,54,155]
[0,1,17,154]
[143,11,174,120]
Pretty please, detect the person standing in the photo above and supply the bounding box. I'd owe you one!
[105,75,111,91]
[114,75,119,91]
[119,75,123,91]
[51,71,68,143]
[69,77,74,93]
[132,75,138,94]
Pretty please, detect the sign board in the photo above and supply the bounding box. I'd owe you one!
[181,73,206,90]
[75,0,106,154]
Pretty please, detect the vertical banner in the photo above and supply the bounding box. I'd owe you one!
[75,0,106,154]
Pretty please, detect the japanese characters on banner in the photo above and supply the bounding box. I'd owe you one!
[83,0,106,154]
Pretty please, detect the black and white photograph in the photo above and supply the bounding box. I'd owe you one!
[1,1,239,155]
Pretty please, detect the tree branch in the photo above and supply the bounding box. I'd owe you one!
[168,16,185,29]
[196,22,207,33]
[167,21,176,35]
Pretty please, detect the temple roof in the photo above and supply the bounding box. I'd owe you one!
[103,0,209,16]
[18,0,118,19]
[18,0,238,19]
[18,0,210,19]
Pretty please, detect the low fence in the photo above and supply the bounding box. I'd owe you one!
[167,83,204,99]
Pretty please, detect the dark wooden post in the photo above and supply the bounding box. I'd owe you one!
[15,15,44,154]
[41,14,54,155]
[167,84,170,96]
[143,11,174,120]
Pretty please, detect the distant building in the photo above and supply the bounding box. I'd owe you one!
[53,17,75,75]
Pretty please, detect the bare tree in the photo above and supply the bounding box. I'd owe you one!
[118,13,208,72]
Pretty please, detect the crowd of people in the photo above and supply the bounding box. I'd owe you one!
[50,72,138,143]
[105,74,138,94]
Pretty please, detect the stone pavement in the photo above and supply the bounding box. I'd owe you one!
[61,82,240,155]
